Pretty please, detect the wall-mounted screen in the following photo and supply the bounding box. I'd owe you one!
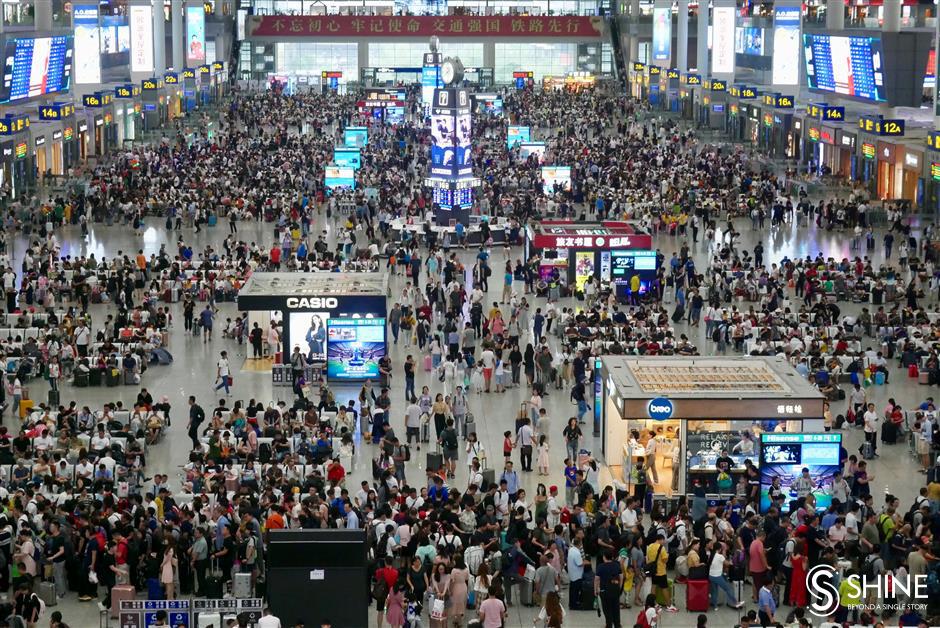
[185,5,206,66]
[652,6,672,63]
[326,318,386,380]
[541,166,572,192]
[73,5,100,84]
[711,6,736,74]
[735,27,764,55]
[803,33,887,102]
[430,113,455,167]
[519,142,546,162]
[1,36,73,103]
[772,7,801,86]
[324,166,355,191]
[759,433,842,513]
[507,125,530,148]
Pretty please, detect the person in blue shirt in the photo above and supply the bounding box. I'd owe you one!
[758,581,777,626]
[199,306,214,343]
[428,476,448,507]
[454,221,465,247]
[500,461,519,501]
[564,459,578,506]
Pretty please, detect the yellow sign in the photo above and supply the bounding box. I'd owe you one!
[710,80,726,91]
[741,87,756,99]
[927,132,940,151]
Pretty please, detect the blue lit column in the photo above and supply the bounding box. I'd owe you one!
[427,84,476,227]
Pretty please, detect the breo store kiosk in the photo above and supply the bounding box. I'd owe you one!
[524,221,654,300]
[237,273,388,382]
[599,355,824,499]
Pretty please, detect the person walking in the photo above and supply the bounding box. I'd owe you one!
[707,541,744,610]
[187,396,205,450]
[214,351,232,396]
[595,550,622,628]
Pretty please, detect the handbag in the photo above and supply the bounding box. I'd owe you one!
[430,596,446,620]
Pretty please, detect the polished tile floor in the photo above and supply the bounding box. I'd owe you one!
[17,195,936,627]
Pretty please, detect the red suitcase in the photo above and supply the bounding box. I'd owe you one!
[686,579,710,612]
[110,583,136,618]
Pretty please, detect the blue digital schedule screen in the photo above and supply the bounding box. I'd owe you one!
[343,126,368,148]
[1,36,73,103]
[803,34,886,102]
[759,433,843,513]
[507,125,530,148]
[334,147,361,170]
[327,318,386,380]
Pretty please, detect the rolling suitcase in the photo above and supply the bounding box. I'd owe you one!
[38,580,57,607]
[424,354,433,372]
[580,567,595,611]
[110,584,136,618]
[881,421,898,445]
[48,389,59,406]
[920,371,931,385]
[74,370,88,387]
[686,579,709,612]
[421,420,430,444]
[233,572,252,598]
[106,368,120,387]
[464,415,476,440]
[426,452,443,472]
[861,441,875,460]
[89,367,102,386]
[518,574,534,607]
[481,468,495,491]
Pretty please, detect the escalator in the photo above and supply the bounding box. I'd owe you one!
[607,12,628,92]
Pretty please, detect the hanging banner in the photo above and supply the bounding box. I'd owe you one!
[652,6,672,64]
[129,5,154,72]
[185,5,206,65]
[771,6,801,86]
[711,6,736,75]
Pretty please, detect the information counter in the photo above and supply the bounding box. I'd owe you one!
[599,356,824,498]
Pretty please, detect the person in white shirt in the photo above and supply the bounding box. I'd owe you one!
[90,428,110,455]
[256,608,282,628]
[214,351,232,396]
[863,402,879,456]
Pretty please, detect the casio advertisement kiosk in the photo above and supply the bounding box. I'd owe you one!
[236,273,388,382]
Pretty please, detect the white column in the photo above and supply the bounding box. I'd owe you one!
[881,0,900,117]
[696,4,708,74]
[358,42,369,78]
[34,1,52,31]
[677,0,689,72]
[826,0,844,29]
[153,0,166,74]
[172,0,184,70]
[483,42,495,69]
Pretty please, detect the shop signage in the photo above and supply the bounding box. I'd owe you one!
[14,142,27,159]
[247,15,605,38]
[808,127,820,142]
[684,74,701,85]
[34,135,44,147]
[52,131,62,141]
[729,103,739,116]
[64,127,74,140]
[820,128,835,144]
[531,233,652,250]
[774,404,803,415]
[878,142,896,164]
[285,297,340,309]
[77,121,88,133]
[666,68,679,79]
[2,147,11,157]
[932,162,940,181]
[905,152,921,169]
[807,103,843,121]
[928,131,940,151]
[763,113,773,127]
[633,62,646,72]
[321,71,343,79]
[838,132,856,149]
[646,397,674,420]
[862,142,876,159]
[39,103,74,120]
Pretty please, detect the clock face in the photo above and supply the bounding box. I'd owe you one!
[441,61,455,86]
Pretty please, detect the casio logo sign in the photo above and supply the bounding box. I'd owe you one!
[285,297,338,309]
[646,397,674,420]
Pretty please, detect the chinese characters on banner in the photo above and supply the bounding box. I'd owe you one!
[246,15,604,38]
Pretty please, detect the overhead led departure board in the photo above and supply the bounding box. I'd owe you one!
[1,36,73,103]
[803,34,886,102]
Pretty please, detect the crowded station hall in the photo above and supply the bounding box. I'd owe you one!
[0,1,940,628]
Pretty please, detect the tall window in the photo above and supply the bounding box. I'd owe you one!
[494,43,576,82]
[369,42,483,68]
[276,42,359,77]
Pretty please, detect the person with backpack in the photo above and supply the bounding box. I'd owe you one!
[635,593,660,628]
[372,557,398,628]
[14,583,42,628]
[438,418,459,480]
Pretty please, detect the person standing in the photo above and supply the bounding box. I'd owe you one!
[758,580,777,627]
[214,351,232,396]
[403,355,416,401]
[595,550,622,628]
[646,533,676,612]
[748,529,770,603]
[199,305,215,343]
[249,323,264,360]
[187,396,205,450]
[515,417,535,472]
[566,537,586,610]
[863,402,880,457]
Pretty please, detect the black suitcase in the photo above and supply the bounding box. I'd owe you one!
[48,389,59,406]
[426,452,443,472]
[106,368,120,387]
[73,371,88,387]
[88,367,102,386]
[481,468,495,491]
[204,574,224,599]
[580,567,595,610]
[881,421,897,445]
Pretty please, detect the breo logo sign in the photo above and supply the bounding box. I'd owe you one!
[646,397,674,420]
[285,297,338,309]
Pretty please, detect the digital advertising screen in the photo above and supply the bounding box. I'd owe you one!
[326,318,386,380]
[1,36,73,103]
[421,63,440,114]
[455,113,472,168]
[430,113,456,167]
[519,142,546,162]
[541,166,572,192]
[925,48,935,88]
[289,312,329,362]
[507,125,530,148]
[735,27,764,55]
[759,433,842,513]
[324,166,356,191]
[476,97,503,115]
[574,251,595,292]
[609,250,658,294]
[652,6,672,63]
[343,126,368,148]
[803,34,887,102]
[333,147,361,170]
[772,7,801,86]
[711,6,736,74]
[185,5,206,66]
[129,5,154,72]
[73,5,100,84]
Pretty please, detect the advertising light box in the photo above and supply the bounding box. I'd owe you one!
[343,126,368,148]
[541,166,572,192]
[759,433,842,513]
[772,7,801,86]
[73,6,100,84]
[333,147,361,170]
[129,5,154,73]
[185,5,206,66]
[324,165,355,191]
[652,7,672,63]
[326,318,386,380]
[735,27,764,55]
[711,6,736,74]
[507,125,530,148]
[519,142,546,162]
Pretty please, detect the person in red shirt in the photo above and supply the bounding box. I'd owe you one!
[270,245,281,270]
[326,459,346,484]
[264,505,285,532]
[374,557,398,628]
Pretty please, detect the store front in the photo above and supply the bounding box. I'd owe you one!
[926,132,940,217]
[49,130,64,176]
[835,130,857,179]
[726,103,744,142]
[236,273,388,382]
[877,141,898,201]
[818,125,838,175]
[524,221,655,301]
[33,134,47,180]
[600,356,824,499]
[901,148,924,208]
[804,121,821,174]
[76,121,90,162]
